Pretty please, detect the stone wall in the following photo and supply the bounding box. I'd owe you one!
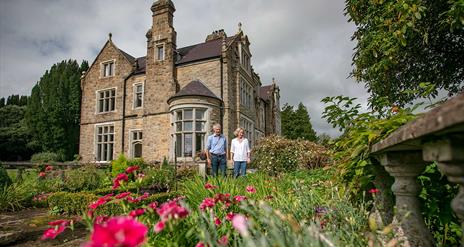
[176,59,222,97]
[142,114,171,162]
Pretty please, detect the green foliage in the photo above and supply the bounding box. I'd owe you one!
[0,105,35,161]
[64,166,105,192]
[26,60,89,160]
[345,0,464,107]
[0,182,33,212]
[0,164,12,187]
[252,135,331,175]
[31,152,64,163]
[111,154,129,177]
[139,165,174,191]
[418,163,462,246]
[281,103,317,141]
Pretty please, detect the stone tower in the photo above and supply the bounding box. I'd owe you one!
[142,0,178,161]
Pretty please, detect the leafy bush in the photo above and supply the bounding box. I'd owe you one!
[111,154,147,178]
[139,165,174,192]
[252,135,331,175]
[0,163,12,187]
[0,182,33,212]
[64,166,105,192]
[31,152,64,163]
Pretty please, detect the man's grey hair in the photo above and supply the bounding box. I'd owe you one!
[212,123,221,129]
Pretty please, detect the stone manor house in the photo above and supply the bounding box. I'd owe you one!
[79,0,281,163]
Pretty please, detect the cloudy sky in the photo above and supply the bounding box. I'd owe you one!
[0,0,368,136]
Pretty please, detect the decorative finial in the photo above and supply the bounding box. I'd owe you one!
[109,33,112,41]
[272,77,276,85]
[238,22,242,33]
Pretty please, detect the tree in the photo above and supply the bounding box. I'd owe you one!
[281,102,317,141]
[0,98,4,108]
[0,105,34,160]
[345,0,464,108]
[26,59,88,160]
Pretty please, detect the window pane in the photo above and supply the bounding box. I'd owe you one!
[134,143,142,158]
[195,133,204,154]
[184,133,192,157]
[139,132,142,139]
[176,122,182,132]
[184,121,193,131]
[136,85,142,93]
[176,111,182,120]
[184,110,193,120]
[195,121,205,131]
[195,109,205,120]
[133,132,137,140]
[176,134,182,157]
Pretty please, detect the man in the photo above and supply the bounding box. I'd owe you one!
[206,123,228,177]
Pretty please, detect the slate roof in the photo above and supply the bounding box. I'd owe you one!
[119,49,136,64]
[168,80,221,103]
[133,57,146,75]
[259,85,273,101]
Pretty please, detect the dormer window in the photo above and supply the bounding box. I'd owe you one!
[102,61,115,77]
[156,44,165,61]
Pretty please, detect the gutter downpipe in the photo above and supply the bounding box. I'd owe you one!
[121,71,133,154]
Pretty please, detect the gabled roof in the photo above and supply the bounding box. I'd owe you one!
[168,80,221,103]
[176,36,235,65]
[259,85,273,101]
[133,57,146,75]
[119,49,136,64]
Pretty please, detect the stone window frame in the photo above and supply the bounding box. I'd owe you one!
[100,59,116,78]
[239,114,254,147]
[132,81,144,109]
[239,43,251,74]
[259,103,265,130]
[94,122,115,163]
[95,87,117,114]
[129,129,143,158]
[239,77,253,109]
[171,106,210,161]
[155,43,165,61]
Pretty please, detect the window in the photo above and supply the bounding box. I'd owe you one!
[156,45,165,61]
[131,130,143,158]
[241,52,250,71]
[102,61,115,77]
[96,125,114,161]
[240,78,253,108]
[174,108,207,158]
[240,117,254,146]
[133,83,143,108]
[259,104,265,129]
[97,88,116,113]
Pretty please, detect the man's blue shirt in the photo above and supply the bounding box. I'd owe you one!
[206,134,227,155]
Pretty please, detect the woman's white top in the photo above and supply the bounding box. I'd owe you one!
[230,138,250,162]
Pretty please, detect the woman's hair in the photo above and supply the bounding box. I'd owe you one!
[234,127,245,137]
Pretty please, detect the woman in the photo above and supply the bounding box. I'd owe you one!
[230,127,251,178]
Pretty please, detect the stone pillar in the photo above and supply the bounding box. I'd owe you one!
[423,137,464,244]
[377,151,434,247]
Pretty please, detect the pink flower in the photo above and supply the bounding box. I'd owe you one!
[233,195,247,203]
[153,221,165,233]
[148,201,157,210]
[246,185,256,193]
[232,214,249,236]
[214,217,222,226]
[204,183,218,190]
[199,198,216,211]
[226,212,235,221]
[85,216,147,247]
[218,235,228,246]
[48,220,68,226]
[115,173,129,182]
[129,208,146,218]
[94,216,109,225]
[38,172,46,177]
[125,166,139,174]
[156,200,189,221]
[369,188,380,194]
[112,180,121,190]
[115,192,131,199]
[127,192,150,203]
[89,194,113,210]
[196,241,206,247]
[45,165,53,171]
[137,173,145,179]
[214,193,231,203]
[41,225,65,240]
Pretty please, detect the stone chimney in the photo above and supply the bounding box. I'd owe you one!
[205,29,227,42]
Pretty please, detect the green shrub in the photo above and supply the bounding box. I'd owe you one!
[64,166,104,192]
[111,154,129,177]
[0,182,33,212]
[0,163,12,187]
[31,152,64,163]
[252,135,331,175]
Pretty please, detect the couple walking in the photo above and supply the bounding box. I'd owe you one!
[205,123,250,177]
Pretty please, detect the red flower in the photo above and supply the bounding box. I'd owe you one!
[246,185,256,193]
[204,183,218,190]
[214,217,222,226]
[226,212,235,221]
[48,220,68,226]
[369,188,380,194]
[85,216,147,247]
[45,165,53,171]
[89,194,113,210]
[265,195,274,200]
[125,166,139,174]
[218,235,228,246]
[41,225,65,240]
[156,200,189,221]
[153,221,165,233]
[199,198,215,211]
[94,216,109,225]
[115,192,131,199]
[196,241,206,247]
[112,180,121,190]
[233,195,247,203]
[129,208,146,218]
[115,173,129,182]
[38,172,46,177]
[148,202,157,210]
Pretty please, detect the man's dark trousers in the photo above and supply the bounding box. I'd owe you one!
[211,154,226,177]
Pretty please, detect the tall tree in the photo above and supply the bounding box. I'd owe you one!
[281,102,317,141]
[0,105,34,160]
[345,0,464,108]
[26,59,88,160]
[0,98,5,108]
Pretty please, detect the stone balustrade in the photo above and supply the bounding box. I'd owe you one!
[371,92,464,247]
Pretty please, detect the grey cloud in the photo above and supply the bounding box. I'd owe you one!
[0,0,369,136]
